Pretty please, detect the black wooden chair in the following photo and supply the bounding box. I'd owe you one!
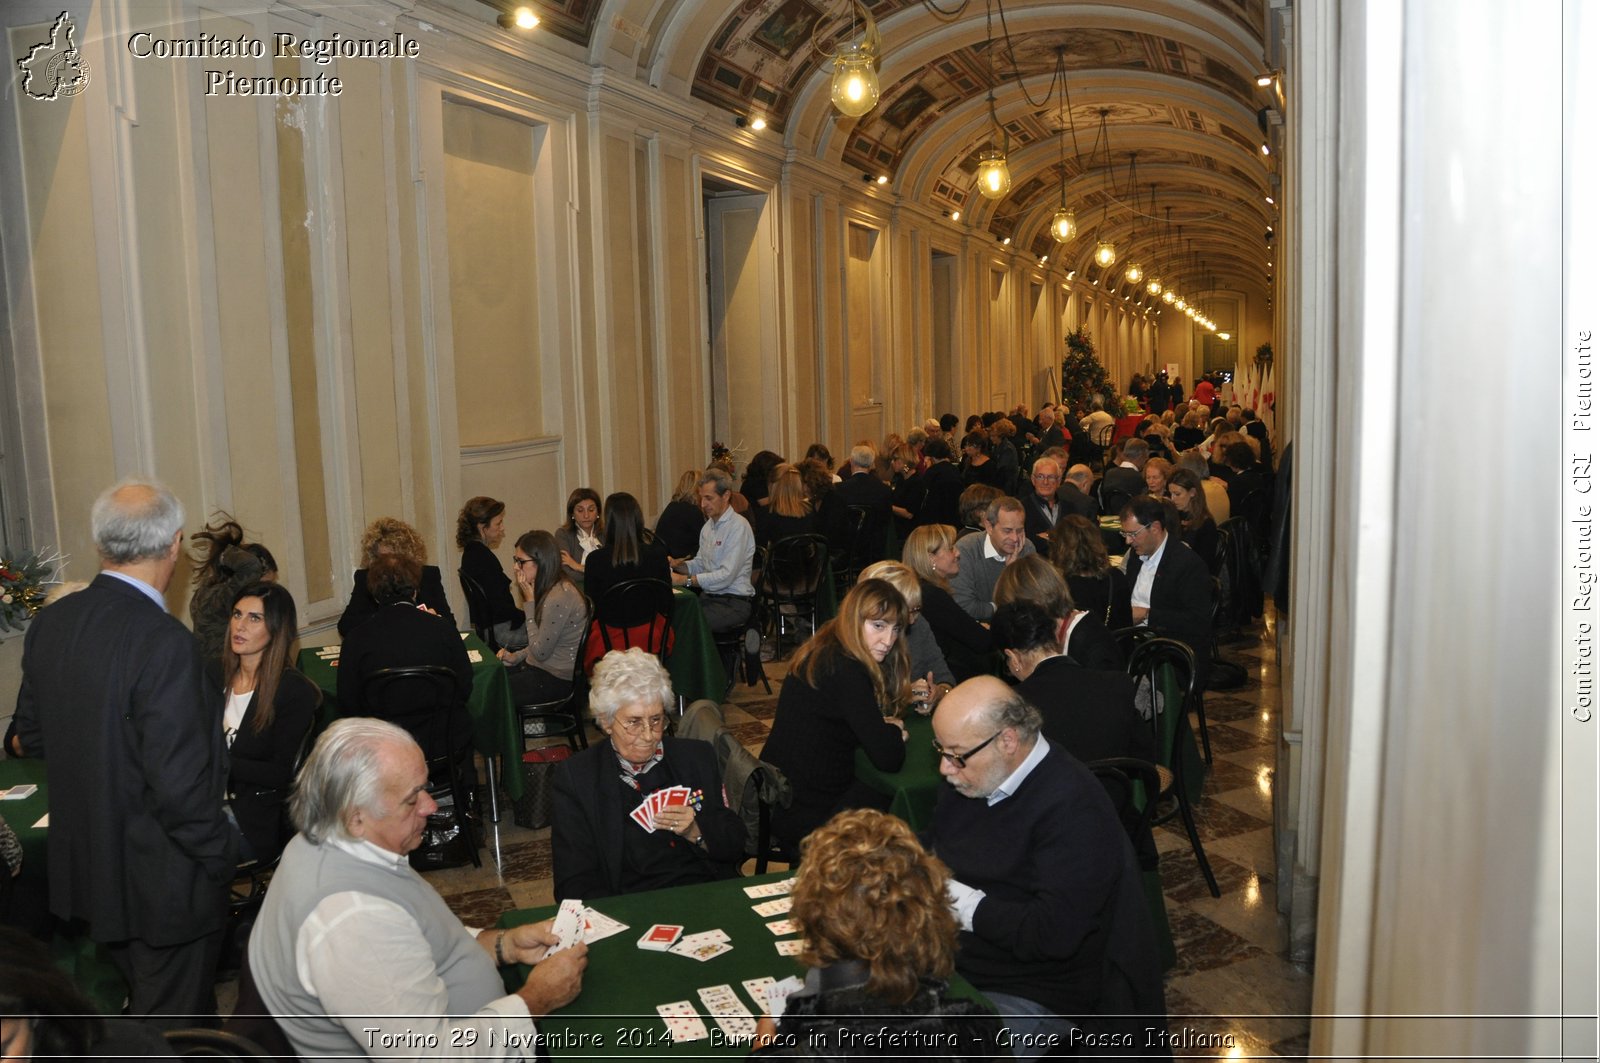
[458,569,500,651]
[164,1028,277,1058]
[518,596,594,751]
[366,664,481,869]
[756,533,830,652]
[595,578,675,661]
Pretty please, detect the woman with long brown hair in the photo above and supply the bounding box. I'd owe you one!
[759,579,911,854]
[1048,513,1133,631]
[498,530,589,705]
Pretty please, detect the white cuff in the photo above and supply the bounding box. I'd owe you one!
[946,878,985,932]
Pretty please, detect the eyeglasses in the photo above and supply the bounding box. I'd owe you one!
[512,556,534,567]
[1120,524,1148,540]
[1031,472,1061,482]
[616,714,668,735]
[932,730,1003,769]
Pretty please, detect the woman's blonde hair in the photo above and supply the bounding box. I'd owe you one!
[791,578,909,715]
[858,561,922,611]
[902,524,957,590]
[361,517,427,567]
[672,469,702,504]
[767,467,809,519]
[792,809,957,1005]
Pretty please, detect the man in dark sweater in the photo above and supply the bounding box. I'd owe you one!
[926,677,1167,1058]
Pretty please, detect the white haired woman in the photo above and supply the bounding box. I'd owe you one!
[550,649,745,901]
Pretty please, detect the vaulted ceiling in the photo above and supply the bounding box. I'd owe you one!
[497,0,1282,306]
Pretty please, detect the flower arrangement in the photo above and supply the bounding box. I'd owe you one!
[0,547,64,634]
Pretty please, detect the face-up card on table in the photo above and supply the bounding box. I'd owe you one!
[741,977,778,1013]
[669,929,732,961]
[743,878,794,898]
[638,923,684,950]
[467,649,483,663]
[655,1001,708,1043]
[764,918,797,935]
[548,898,585,954]
[697,983,757,1040]
[751,896,792,917]
[774,939,804,956]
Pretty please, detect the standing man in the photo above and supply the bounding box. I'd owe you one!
[927,677,1166,1057]
[950,496,1035,621]
[14,479,236,1025]
[670,468,756,636]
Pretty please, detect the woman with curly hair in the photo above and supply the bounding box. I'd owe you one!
[554,487,604,582]
[741,449,786,509]
[337,516,455,637]
[1049,513,1133,631]
[188,514,277,664]
[759,580,911,854]
[454,496,527,650]
[750,809,1001,1059]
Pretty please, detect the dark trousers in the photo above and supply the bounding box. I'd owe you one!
[508,664,573,706]
[107,927,226,1030]
[700,594,754,635]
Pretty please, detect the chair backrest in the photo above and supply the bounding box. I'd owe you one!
[758,534,830,602]
[1125,637,1196,766]
[1214,516,1263,626]
[364,665,462,761]
[1087,756,1162,869]
[457,569,498,650]
[595,578,675,657]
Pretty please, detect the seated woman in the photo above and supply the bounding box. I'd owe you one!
[993,555,1122,672]
[188,515,277,665]
[750,809,1001,1060]
[1166,467,1221,570]
[653,469,707,559]
[1050,513,1133,630]
[759,579,910,855]
[859,560,954,716]
[213,582,320,864]
[554,487,603,583]
[901,524,993,682]
[338,517,456,637]
[958,431,1003,488]
[888,444,926,540]
[336,554,473,760]
[455,496,527,650]
[741,449,786,510]
[583,492,675,670]
[551,648,744,900]
[754,466,819,549]
[498,530,588,706]
[1143,456,1173,498]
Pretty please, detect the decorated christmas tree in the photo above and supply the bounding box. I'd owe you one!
[1061,325,1114,413]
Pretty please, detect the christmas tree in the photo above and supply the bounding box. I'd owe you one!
[1061,325,1114,413]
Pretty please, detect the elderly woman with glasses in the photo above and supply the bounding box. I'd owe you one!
[550,648,745,901]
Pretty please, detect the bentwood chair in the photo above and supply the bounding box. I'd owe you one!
[595,578,675,663]
[755,534,830,652]
[518,596,594,752]
[458,569,500,651]
[366,664,481,869]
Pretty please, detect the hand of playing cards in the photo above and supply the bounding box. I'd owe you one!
[629,785,696,833]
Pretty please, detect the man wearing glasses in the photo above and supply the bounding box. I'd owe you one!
[1020,456,1065,551]
[1118,495,1215,687]
[925,677,1166,1058]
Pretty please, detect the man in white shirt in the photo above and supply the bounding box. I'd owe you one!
[250,719,587,1059]
[926,677,1164,1059]
[670,468,756,635]
[950,496,1036,621]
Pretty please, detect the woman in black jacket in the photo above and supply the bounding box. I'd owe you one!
[1167,468,1222,573]
[901,524,994,682]
[216,581,319,863]
[1050,514,1134,631]
[338,516,456,637]
[454,496,527,650]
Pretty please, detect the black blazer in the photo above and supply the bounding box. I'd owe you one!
[1063,612,1124,672]
[13,573,235,945]
[337,564,455,636]
[1121,537,1215,684]
[336,602,473,756]
[210,663,320,862]
[1059,482,1099,521]
[831,472,892,564]
[915,462,964,529]
[551,736,745,901]
[653,499,706,559]
[1018,656,1154,765]
[1067,570,1133,631]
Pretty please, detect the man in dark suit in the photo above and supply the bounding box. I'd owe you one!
[1117,495,1215,686]
[1020,455,1065,553]
[1061,464,1100,520]
[831,443,892,568]
[14,479,236,1026]
[1100,437,1149,515]
[915,438,964,529]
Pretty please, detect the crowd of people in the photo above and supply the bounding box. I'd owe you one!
[0,371,1273,1059]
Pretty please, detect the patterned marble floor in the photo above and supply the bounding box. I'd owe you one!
[326,607,1311,1057]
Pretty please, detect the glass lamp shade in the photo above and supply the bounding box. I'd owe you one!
[1049,208,1077,242]
[831,46,879,118]
[1174,297,1187,311]
[976,150,1010,199]
[1146,276,1163,296]
[1093,240,1117,268]
[1124,261,1144,284]
[1162,289,1176,304]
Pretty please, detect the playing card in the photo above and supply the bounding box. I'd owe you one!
[548,898,584,953]
[743,878,794,898]
[638,923,684,950]
[774,939,803,956]
[630,799,656,833]
[580,907,629,944]
[751,896,793,917]
[661,786,690,810]
[676,929,730,947]
[669,929,732,961]
[764,918,797,935]
[467,649,483,663]
[697,984,757,1040]
[741,976,778,1012]
[766,975,806,1018]
[655,1001,708,1043]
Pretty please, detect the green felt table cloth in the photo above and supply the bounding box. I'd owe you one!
[853,712,943,832]
[297,633,525,800]
[667,589,727,705]
[498,872,986,1058]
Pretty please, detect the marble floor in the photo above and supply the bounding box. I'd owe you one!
[231,606,1311,1057]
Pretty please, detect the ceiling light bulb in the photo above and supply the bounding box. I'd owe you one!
[1265,195,1275,204]
[1218,332,1231,340]
[830,44,879,118]
[950,210,961,222]
[499,6,539,29]
[876,174,888,185]
[976,149,1010,199]
[1257,74,1274,87]
[1094,241,1116,268]
[1260,143,1271,156]
[1162,289,1175,304]
[750,116,767,131]
[1146,277,1163,296]
[1175,297,1187,311]
[1001,236,1011,245]
[1049,208,1077,243]
[1124,261,1143,285]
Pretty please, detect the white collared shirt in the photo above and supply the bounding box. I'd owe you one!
[1129,535,1169,622]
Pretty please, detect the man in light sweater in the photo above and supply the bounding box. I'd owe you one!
[926,677,1166,1059]
[250,719,587,1059]
[949,496,1035,621]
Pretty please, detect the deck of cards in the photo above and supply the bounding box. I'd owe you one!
[638,923,684,951]
[629,785,693,833]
